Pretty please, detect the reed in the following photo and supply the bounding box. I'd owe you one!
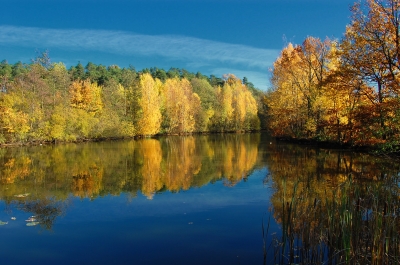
[267,174,400,264]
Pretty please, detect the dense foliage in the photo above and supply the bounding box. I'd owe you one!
[0,57,262,144]
[266,0,400,152]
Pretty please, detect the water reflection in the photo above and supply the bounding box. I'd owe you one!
[263,142,400,264]
[0,134,261,228]
[265,142,400,209]
[1,134,400,264]
[13,197,68,229]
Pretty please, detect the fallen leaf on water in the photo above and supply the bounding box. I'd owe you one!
[26,222,40,227]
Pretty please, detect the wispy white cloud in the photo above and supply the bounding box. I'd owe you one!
[0,25,279,70]
[211,67,271,90]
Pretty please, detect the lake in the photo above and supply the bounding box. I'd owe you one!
[1,133,399,264]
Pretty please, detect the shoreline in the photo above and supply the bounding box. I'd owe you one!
[275,136,400,158]
[0,130,260,148]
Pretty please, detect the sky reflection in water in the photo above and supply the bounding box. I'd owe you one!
[0,168,272,265]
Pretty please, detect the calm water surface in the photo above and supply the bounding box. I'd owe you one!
[0,133,399,264]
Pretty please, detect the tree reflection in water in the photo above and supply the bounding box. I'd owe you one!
[13,197,69,230]
[264,142,400,264]
[0,134,262,229]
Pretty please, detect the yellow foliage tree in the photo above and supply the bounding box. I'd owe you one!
[0,91,30,142]
[339,0,400,144]
[322,42,365,144]
[49,105,67,140]
[137,73,162,136]
[162,77,198,133]
[268,38,331,139]
[213,81,233,131]
[69,79,103,115]
[214,74,259,132]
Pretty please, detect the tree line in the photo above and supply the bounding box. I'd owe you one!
[0,55,264,144]
[266,0,400,152]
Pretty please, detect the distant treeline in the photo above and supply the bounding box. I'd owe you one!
[0,55,267,144]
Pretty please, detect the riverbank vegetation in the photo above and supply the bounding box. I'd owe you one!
[266,0,400,154]
[0,56,264,144]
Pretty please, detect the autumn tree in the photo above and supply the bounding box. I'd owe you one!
[96,79,135,138]
[321,41,366,144]
[213,80,234,131]
[18,63,52,140]
[268,37,331,139]
[161,77,200,134]
[68,80,103,139]
[136,73,162,136]
[229,75,259,131]
[69,79,103,115]
[0,61,54,142]
[267,44,306,138]
[0,89,30,142]
[191,78,217,131]
[213,74,259,132]
[48,62,70,105]
[339,0,400,146]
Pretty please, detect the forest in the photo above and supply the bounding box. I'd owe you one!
[0,55,266,144]
[266,0,400,153]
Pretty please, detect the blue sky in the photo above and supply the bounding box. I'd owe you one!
[0,0,355,90]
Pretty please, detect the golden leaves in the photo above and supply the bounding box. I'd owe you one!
[136,73,162,136]
[162,77,198,133]
[69,79,103,115]
[268,38,331,138]
[213,75,259,132]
